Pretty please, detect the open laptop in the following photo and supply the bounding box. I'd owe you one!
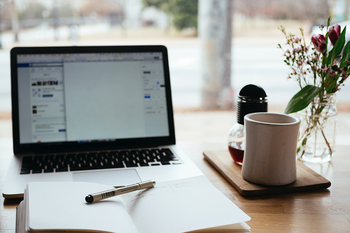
[3,45,203,198]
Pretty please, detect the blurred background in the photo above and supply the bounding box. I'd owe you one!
[1,0,350,141]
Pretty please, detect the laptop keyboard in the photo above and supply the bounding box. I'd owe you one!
[20,148,181,175]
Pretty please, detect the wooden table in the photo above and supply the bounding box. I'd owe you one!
[1,139,350,233]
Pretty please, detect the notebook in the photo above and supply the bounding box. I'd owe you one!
[16,176,251,233]
[3,45,203,198]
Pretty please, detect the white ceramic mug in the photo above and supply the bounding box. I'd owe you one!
[241,112,301,186]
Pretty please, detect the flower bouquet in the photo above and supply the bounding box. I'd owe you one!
[278,18,350,162]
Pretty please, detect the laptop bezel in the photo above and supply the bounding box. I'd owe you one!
[10,45,175,154]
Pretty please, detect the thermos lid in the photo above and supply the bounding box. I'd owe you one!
[237,84,268,124]
[238,84,267,99]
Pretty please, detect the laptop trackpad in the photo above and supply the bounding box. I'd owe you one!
[72,169,141,186]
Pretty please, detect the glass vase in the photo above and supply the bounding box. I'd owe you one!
[296,93,338,163]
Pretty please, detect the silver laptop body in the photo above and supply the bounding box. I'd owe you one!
[3,45,202,198]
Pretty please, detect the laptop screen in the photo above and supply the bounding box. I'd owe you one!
[11,46,175,154]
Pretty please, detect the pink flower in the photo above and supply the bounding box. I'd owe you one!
[293,48,302,53]
[311,34,327,53]
[293,37,301,43]
[341,69,348,79]
[329,25,341,46]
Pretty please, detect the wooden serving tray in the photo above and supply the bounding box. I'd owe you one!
[203,150,331,197]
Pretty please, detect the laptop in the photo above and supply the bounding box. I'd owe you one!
[3,45,203,198]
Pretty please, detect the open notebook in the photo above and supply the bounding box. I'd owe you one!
[16,176,251,233]
[4,45,202,198]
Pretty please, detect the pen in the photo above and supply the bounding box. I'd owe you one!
[85,180,156,203]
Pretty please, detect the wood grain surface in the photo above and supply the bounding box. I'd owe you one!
[1,140,350,233]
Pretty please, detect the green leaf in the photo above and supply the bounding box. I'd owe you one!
[327,26,346,66]
[334,26,346,57]
[326,78,338,93]
[326,47,335,66]
[323,32,329,66]
[340,40,350,68]
[284,85,321,114]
